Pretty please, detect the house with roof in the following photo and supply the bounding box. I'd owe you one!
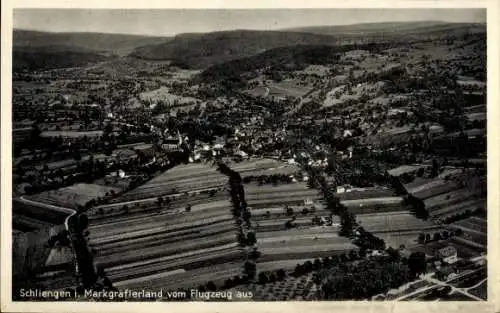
[437,246,458,264]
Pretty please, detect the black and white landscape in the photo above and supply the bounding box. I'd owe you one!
[11,8,487,302]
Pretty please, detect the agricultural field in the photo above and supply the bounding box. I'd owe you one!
[139,86,200,106]
[334,186,407,216]
[228,158,300,178]
[369,126,415,147]
[245,80,313,99]
[424,185,485,213]
[34,159,79,171]
[268,80,313,98]
[257,227,357,262]
[87,190,244,291]
[88,190,229,221]
[323,81,385,108]
[168,69,202,81]
[12,226,54,277]
[13,197,72,226]
[403,169,486,220]
[294,65,331,77]
[466,112,486,122]
[12,213,58,232]
[118,163,228,201]
[26,183,122,208]
[257,259,314,273]
[430,198,486,220]
[245,182,321,209]
[404,176,461,197]
[341,196,407,214]
[243,181,358,276]
[123,262,243,292]
[39,122,99,132]
[448,216,487,249]
[464,104,486,114]
[356,211,442,249]
[11,224,76,298]
[39,130,103,138]
[30,150,135,172]
[335,187,395,200]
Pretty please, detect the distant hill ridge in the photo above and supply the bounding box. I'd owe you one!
[130,22,485,68]
[14,29,171,56]
[129,30,340,68]
[284,21,449,33]
[286,21,485,36]
[12,21,485,71]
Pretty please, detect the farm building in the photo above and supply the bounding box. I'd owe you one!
[336,185,353,194]
[341,196,406,214]
[162,137,182,152]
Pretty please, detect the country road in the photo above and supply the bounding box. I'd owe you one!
[397,264,486,301]
[18,196,76,235]
[17,196,98,287]
[19,196,75,216]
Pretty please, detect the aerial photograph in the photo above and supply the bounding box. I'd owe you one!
[10,8,487,302]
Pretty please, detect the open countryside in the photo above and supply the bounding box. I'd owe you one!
[11,9,487,302]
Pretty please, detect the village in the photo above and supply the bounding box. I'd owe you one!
[11,19,487,302]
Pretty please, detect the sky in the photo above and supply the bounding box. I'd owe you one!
[13,9,486,37]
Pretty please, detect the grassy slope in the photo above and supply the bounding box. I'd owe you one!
[14,29,170,56]
[130,30,339,68]
[13,29,171,71]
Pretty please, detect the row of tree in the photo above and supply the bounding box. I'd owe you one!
[417,228,463,244]
[437,208,483,224]
[242,174,294,185]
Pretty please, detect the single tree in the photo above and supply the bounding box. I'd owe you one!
[276,269,286,281]
[418,233,426,244]
[205,281,216,291]
[408,252,427,278]
[258,272,269,284]
[425,233,431,242]
[246,232,257,246]
[313,258,322,270]
[243,261,257,280]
